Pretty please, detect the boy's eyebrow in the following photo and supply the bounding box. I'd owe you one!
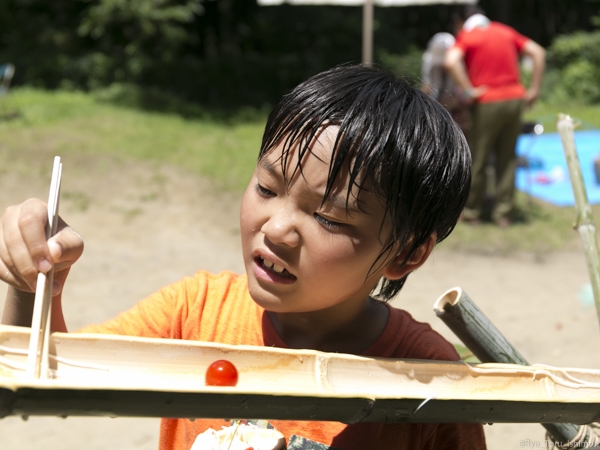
[321,191,364,215]
[259,158,280,175]
[258,158,366,215]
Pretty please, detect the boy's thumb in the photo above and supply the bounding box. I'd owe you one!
[48,226,84,271]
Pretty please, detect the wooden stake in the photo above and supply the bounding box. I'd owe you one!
[434,287,527,365]
[557,114,600,330]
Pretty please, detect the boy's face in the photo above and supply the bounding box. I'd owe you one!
[240,127,395,314]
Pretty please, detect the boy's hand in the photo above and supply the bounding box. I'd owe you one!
[0,198,83,296]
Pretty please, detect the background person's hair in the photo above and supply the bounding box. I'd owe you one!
[259,64,471,301]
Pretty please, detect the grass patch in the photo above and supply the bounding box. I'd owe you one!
[441,192,586,255]
[0,87,265,191]
[453,344,480,363]
[524,101,600,132]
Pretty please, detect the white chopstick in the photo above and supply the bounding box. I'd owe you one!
[26,156,62,379]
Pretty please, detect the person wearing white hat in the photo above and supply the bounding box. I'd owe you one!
[421,32,470,137]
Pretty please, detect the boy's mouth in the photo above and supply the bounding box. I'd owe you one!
[256,256,296,280]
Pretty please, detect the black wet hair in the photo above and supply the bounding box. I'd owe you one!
[259,64,471,301]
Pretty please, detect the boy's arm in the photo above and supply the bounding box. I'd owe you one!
[0,198,83,332]
[2,288,35,327]
[3,286,68,332]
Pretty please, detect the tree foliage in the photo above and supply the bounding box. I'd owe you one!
[75,0,202,87]
[546,29,600,104]
[1,0,599,110]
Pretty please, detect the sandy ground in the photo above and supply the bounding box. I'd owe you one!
[1,155,599,450]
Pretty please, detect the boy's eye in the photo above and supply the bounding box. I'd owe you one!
[314,213,342,230]
[255,183,275,197]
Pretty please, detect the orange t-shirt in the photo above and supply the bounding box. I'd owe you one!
[80,270,486,450]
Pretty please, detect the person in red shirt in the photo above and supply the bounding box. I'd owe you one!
[445,5,545,227]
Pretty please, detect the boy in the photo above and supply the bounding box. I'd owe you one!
[0,64,486,449]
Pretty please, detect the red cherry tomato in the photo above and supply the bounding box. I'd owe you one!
[205,359,238,386]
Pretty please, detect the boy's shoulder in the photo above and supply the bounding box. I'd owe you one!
[189,269,246,284]
[177,269,248,299]
[370,304,460,362]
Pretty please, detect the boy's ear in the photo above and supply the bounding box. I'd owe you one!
[382,233,436,281]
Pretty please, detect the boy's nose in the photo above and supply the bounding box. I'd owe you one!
[260,208,300,247]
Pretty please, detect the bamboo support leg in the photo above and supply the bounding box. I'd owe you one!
[434,287,581,444]
[556,114,600,330]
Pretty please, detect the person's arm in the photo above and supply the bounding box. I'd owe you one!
[444,47,487,103]
[2,288,35,327]
[0,198,83,332]
[521,39,546,108]
[3,284,68,332]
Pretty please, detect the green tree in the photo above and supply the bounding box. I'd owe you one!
[75,0,202,88]
[546,27,600,104]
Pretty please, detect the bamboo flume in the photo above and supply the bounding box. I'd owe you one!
[2,325,600,424]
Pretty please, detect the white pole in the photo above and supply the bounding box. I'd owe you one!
[362,0,374,65]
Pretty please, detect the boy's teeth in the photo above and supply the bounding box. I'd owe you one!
[261,257,286,274]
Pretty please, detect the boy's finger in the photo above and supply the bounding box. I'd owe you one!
[0,257,31,292]
[48,224,84,271]
[16,199,53,274]
[0,235,36,293]
[51,266,71,297]
[1,204,44,291]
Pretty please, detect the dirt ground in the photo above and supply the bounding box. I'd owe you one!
[1,155,599,450]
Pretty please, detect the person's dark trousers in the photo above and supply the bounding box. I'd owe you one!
[463,98,524,222]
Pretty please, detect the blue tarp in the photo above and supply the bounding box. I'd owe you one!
[515,130,600,206]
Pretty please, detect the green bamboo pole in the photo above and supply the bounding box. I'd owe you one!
[557,113,600,330]
[434,287,581,445]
